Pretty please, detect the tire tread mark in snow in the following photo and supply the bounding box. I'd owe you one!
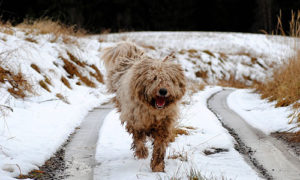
[207,89,272,180]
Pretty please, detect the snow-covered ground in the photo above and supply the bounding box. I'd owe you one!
[95,87,260,180]
[227,89,300,134]
[0,29,298,179]
[0,28,110,179]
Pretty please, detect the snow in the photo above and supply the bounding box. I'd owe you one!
[98,32,294,84]
[95,87,260,180]
[0,29,297,179]
[0,28,110,179]
[227,89,299,134]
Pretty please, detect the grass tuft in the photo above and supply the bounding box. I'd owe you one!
[24,37,38,43]
[89,64,104,83]
[187,49,197,54]
[195,70,208,79]
[170,126,194,142]
[67,51,86,67]
[39,80,51,92]
[202,50,215,58]
[56,93,70,104]
[44,76,52,86]
[1,66,33,98]
[60,56,96,88]
[16,18,86,37]
[61,76,72,89]
[30,64,41,73]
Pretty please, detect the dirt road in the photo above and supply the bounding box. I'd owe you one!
[208,89,300,180]
[62,104,112,180]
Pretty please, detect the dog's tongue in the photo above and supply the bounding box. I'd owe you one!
[156,96,165,108]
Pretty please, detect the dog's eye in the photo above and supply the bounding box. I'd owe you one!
[153,76,157,81]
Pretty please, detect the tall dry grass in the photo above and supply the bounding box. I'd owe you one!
[255,10,300,127]
[16,18,86,36]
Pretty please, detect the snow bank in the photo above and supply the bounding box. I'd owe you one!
[0,28,109,179]
[227,89,299,134]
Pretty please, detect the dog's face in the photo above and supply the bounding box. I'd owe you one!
[131,58,186,110]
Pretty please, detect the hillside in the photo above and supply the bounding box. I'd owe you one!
[0,26,298,179]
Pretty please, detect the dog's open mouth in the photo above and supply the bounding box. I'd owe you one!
[155,96,166,109]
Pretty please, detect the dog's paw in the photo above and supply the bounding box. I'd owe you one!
[135,146,149,159]
[151,162,165,172]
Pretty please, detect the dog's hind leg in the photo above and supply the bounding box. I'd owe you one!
[131,130,149,159]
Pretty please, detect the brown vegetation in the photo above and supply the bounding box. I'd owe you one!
[0,66,33,98]
[67,51,86,67]
[24,37,38,43]
[218,74,249,89]
[30,64,41,73]
[56,93,70,104]
[254,11,300,139]
[60,56,96,88]
[195,70,208,79]
[89,64,104,83]
[16,18,86,37]
[0,21,14,35]
[39,80,51,92]
[61,76,72,89]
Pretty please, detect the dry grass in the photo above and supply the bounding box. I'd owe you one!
[170,126,196,142]
[187,49,197,54]
[0,21,14,35]
[39,80,51,92]
[195,70,208,79]
[56,93,70,104]
[67,51,86,67]
[61,76,72,89]
[44,76,52,86]
[168,151,188,162]
[24,37,38,44]
[16,18,86,37]
[255,10,300,138]
[30,64,41,73]
[60,56,96,88]
[62,36,79,45]
[218,74,249,89]
[202,50,215,58]
[89,64,104,83]
[0,66,33,98]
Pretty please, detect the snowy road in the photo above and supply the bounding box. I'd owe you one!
[208,89,300,180]
[60,89,300,180]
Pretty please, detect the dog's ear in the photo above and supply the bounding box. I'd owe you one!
[163,52,176,62]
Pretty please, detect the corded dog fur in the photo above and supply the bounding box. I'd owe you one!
[102,42,186,172]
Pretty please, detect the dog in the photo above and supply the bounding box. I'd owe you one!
[102,42,186,172]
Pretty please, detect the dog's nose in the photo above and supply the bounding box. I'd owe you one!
[159,88,168,96]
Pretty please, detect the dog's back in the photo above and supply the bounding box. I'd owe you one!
[101,42,144,93]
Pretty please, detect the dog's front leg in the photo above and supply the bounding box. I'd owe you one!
[131,130,149,159]
[151,132,169,172]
